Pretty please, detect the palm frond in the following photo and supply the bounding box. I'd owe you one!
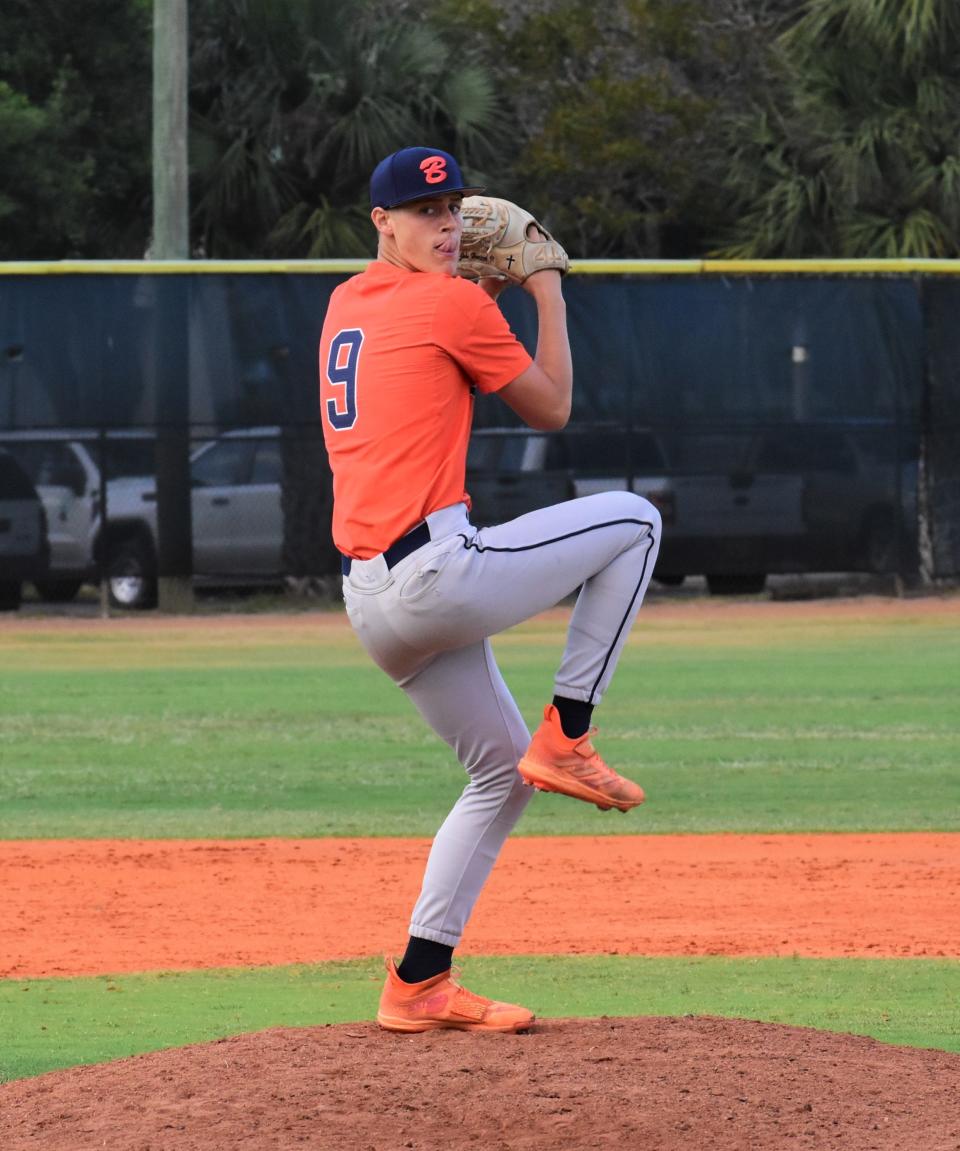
[938,155,960,209]
[269,197,373,258]
[785,0,956,66]
[840,206,950,257]
[916,74,947,118]
[437,67,498,135]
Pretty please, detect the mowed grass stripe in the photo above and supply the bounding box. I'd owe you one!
[2,955,958,1082]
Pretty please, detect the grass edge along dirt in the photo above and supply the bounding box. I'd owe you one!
[2,954,958,1083]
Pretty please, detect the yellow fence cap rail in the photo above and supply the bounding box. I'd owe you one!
[569,259,704,275]
[702,258,960,276]
[3,257,960,276]
[0,259,371,275]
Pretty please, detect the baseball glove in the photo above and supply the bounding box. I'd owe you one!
[458,196,569,285]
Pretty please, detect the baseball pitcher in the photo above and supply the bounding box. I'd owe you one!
[319,146,661,1033]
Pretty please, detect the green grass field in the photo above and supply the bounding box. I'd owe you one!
[1,600,958,1081]
[1,605,958,837]
[4,956,958,1082]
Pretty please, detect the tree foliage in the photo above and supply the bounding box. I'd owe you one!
[5,0,957,261]
[189,0,501,257]
[0,0,785,261]
[0,0,151,258]
[715,0,960,257]
[422,0,787,258]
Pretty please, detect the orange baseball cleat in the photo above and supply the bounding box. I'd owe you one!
[517,704,645,812]
[377,958,535,1033]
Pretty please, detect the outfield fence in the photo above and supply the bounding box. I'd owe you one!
[0,260,957,607]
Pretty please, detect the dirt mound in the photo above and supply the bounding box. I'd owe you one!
[3,1016,958,1150]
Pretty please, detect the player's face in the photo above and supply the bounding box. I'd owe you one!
[375,194,464,275]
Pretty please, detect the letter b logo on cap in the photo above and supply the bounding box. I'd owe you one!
[420,156,448,185]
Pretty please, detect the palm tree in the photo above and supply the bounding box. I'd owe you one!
[715,0,960,257]
[189,0,499,257]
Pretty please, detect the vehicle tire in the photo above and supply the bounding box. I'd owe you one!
[0,580,22,611]
[34,579,84,603]
[706,572,767,596]
[107,540,157,609]
[654,573,686,587]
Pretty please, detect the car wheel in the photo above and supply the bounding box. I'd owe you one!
[0,580,23,611]
[34,579,84,603]
[706,572,767,596]
[107,541,157,610]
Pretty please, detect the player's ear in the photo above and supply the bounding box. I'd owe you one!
[371,207,394,237]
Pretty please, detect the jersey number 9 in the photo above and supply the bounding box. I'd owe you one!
[324,328,363,431]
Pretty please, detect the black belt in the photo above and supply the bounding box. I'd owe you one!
[341,520,431,576]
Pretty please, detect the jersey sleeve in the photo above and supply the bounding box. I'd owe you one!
[434,278,534,395]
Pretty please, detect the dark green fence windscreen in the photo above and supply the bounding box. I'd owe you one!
[0,273,335,430]
[496,276,922,428]
[0,265,956,600]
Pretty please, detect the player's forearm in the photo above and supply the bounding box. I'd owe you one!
[530,281,573,429]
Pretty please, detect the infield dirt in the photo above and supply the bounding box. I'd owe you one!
[2,833,958,977]
[3,831,960,1149]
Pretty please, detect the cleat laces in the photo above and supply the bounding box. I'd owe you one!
[572,733,620,781]
[448,970,490,1021]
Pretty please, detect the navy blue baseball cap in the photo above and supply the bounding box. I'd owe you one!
[369,147,484,209]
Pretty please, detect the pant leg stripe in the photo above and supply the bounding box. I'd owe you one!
[457,516,656,555]
[458,516,659,704]
[587,531,657,703]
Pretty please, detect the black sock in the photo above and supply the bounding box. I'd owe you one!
[552,695,594,739]
[397,937,453,984]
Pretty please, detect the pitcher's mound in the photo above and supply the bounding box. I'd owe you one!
[3,1016,958,1150]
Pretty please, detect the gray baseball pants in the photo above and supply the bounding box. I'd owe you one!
[342,491,661,948]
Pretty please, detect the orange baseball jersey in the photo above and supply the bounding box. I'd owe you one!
[319,261,533,558]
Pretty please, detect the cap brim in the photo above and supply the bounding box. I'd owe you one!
[382,185,486,209]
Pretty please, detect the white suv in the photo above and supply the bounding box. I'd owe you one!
[0,435,101,599]
[0,431,158,605]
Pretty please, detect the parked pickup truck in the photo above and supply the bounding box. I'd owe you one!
[467,424,675,533]
[655,423,917,592]
[465,428,574,527]
[466,421,916,595]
